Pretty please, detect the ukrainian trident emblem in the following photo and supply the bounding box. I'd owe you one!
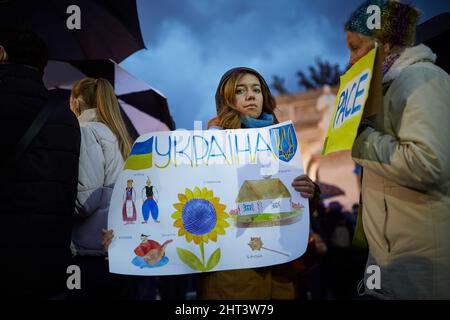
[269,123,297,162]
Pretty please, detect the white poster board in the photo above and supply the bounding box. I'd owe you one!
[108,121,309,275]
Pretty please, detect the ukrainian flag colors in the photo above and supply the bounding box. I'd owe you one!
[124,137,154,170]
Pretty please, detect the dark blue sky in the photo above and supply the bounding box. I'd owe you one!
[121,0,450,130]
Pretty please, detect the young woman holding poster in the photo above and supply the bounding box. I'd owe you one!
[102,67,320,299]
[197,67,320,299]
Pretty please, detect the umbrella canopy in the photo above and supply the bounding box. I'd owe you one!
[44,60,175,140]
[315,181,345,200]
[0,0,145,62]
[416,13,450,74]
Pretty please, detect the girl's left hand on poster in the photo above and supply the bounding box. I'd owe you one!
[291,174,316,198]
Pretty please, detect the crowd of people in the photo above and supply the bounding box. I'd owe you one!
[0,0,449,300]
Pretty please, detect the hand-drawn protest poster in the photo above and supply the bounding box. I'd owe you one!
[107,121,310,275]
[322,47,378,155]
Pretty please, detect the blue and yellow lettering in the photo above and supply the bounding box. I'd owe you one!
[174,135,193,167]
[255,132,272,153]
[333,90,347,129]
[192,135,209,167]
[207,135,229,165]
[154,136,171,169]
[227,133,234,165]
[345,83,357,117]
[352,72,369,115]
[235,133,252,164]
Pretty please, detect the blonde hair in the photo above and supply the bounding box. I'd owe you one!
[71,77,132,159]
[208,70,279,129]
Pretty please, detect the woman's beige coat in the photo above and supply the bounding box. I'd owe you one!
[353,45,450,299]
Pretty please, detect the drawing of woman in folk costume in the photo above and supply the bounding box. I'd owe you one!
[122,179,137,224]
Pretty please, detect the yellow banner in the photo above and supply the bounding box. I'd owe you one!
[323,48,377,155]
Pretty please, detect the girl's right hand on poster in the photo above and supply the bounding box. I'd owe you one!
[102,229,114,253]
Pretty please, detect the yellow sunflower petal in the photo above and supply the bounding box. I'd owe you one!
[205,190,214,200]
[173,203,184,212]
[202,234,209,243]
[173,219,183,228]
[201,187,208,198]
[215,227,226,235]
[171,211,182,219]
[217,220,230,228]
[178,193,188,203]
[193,187,201,198]
[193,235,202,245]
[209,231,217,242]
[178,228,186,236]
[211,197,220,206]
[215,203,227,212]
[186,233,194,243]
[185,188,194,200]
[217,212,229,219]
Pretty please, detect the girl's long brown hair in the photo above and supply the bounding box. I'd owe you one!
[208,69,279,129]
[71,78,132,160]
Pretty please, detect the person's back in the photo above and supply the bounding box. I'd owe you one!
[69,77,135,299]
[72,109,124,256]
[0,29,80,299]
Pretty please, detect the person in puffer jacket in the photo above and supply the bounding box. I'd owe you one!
[69,77,133,299]
[346,0,450,299]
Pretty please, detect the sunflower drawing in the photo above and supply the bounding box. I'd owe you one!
[172,187,230,272]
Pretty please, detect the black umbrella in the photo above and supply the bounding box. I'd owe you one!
[44,59,175,140]
[0,0,145,62]
[416,13,450,74]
